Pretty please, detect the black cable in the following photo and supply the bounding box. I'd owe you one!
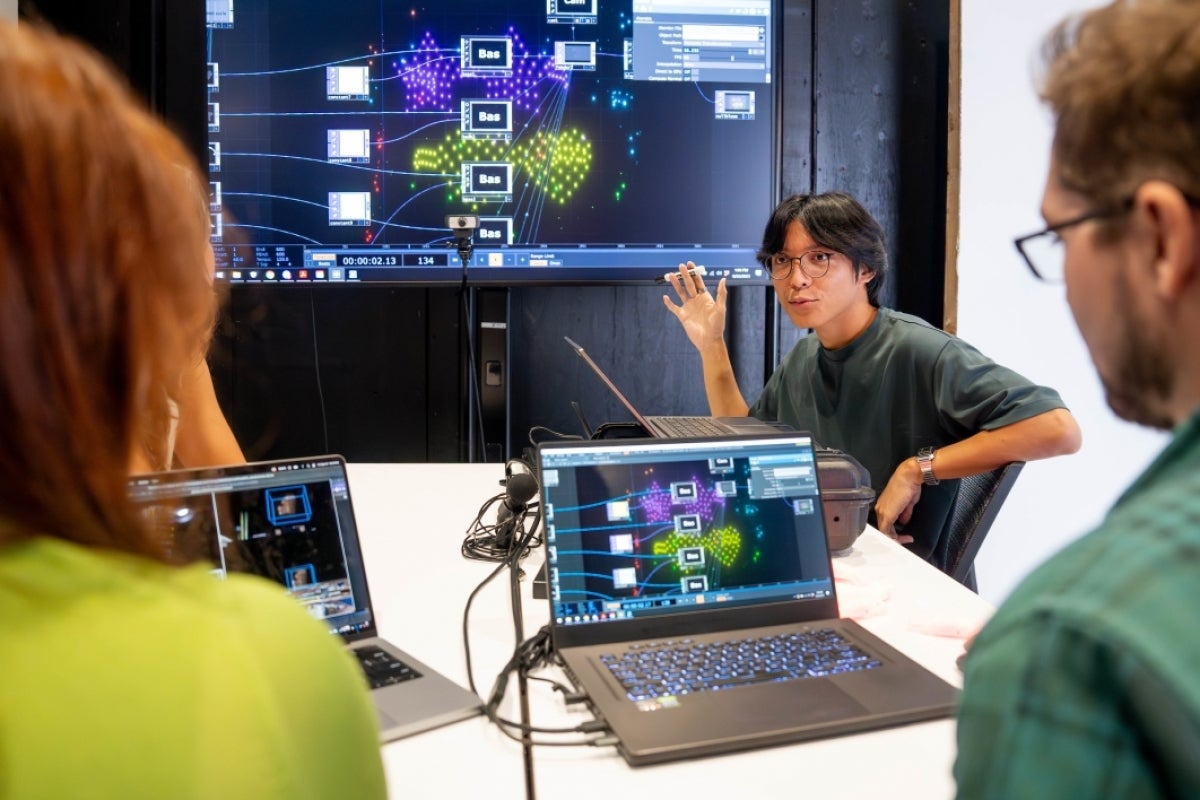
[526,425,583,446]
[460,471,616,753]
[484,632,608,737]
[453,232,490,463]
[461,462,543,562]
[460,556,510,697]
[308,287,331,453]
[461,464,542,691]
[460,491,510,561]
[481,617,612,745]
[460,493,542,563]
[459,288,489,461]
[525,673,575,697]
[460,505,613,751]
[463,575,610,746]
[508,525,536,800]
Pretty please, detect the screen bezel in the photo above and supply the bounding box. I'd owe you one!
[537,434,841,649]
[127,455,381,642]
[204,0,783,288]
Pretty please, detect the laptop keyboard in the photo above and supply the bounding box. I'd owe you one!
[353,645,423,689]
[649,416,730,438]
[600,628,882,701]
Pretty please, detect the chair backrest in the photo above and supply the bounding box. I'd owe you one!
[935,462,1025,592]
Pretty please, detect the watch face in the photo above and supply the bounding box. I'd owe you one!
[917,450,937,485]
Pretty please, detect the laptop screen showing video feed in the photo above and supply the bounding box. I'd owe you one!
[128,457,376,639]
[539,435,835,630]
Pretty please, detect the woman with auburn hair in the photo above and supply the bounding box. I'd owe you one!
[129,166,247,476]
[0,22,385,798]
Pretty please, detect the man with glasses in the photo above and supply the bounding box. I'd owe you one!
[664,191,1081,566]
[955,1,1200,795]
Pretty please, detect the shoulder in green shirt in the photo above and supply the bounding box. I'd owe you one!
[955,412,1200,798]
[0,537,387,799]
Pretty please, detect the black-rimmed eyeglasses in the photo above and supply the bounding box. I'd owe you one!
[1016,190,1200,282]
[1013,201,1133,283]
[766,250,835,281]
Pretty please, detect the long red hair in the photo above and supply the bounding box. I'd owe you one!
[0,23,216,559]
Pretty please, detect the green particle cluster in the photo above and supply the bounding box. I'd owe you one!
[413,128,593,205]
[652,525,742,570]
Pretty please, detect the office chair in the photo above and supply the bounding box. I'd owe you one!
[933,462,1025,593]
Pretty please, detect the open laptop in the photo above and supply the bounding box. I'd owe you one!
[564,336,788,438]
[536,433,957,765]
[127,455,482,742]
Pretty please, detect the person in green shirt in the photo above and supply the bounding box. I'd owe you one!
[663,191,1081,564]
[955,0,1200,796]
[0,22,385,799]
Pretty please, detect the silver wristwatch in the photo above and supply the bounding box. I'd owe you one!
[916,447,939,485]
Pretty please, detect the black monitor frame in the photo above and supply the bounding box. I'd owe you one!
[205,0,782,287]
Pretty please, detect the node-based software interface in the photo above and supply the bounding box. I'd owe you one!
[205,0,778,284]
[130,461,375,635]
[541,441,834,626]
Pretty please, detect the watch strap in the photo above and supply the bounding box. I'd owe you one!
[917,447,939,485]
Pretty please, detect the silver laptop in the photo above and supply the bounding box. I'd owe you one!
[128,455,482,742]
[564,336,789,438]
[537,433,957,765]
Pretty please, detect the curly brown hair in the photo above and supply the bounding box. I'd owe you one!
[1040,0,1200,216]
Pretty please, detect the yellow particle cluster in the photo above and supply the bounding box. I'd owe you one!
[651,525,741,570]
[412,128,593,204]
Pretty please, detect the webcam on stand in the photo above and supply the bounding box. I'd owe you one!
[446,214,479,268]
[446,214,479,269]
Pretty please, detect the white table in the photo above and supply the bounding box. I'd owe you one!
[347,463,993,799]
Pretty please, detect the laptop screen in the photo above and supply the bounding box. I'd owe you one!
[127,456,377,640]
[538,435,835,630]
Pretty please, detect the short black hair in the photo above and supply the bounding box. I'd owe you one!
[755,192,889,306]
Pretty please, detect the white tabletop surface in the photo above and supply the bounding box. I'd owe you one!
[346,463,993,799]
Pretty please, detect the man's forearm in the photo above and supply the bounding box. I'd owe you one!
[917,407,1082,481]
[699,340,749,417]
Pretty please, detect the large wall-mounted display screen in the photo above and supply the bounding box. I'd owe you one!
[206,0,779,285]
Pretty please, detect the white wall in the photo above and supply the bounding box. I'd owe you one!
[959,0,1167,604]
[1,0,15,22]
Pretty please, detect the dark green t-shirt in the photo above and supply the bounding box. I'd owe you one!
[749,307,1065,559]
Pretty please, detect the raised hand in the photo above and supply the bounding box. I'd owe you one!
[662,261,728,352]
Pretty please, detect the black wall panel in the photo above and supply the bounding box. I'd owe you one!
[19,0,207,169]
[214,287,461,462]
[506,284,769,457]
